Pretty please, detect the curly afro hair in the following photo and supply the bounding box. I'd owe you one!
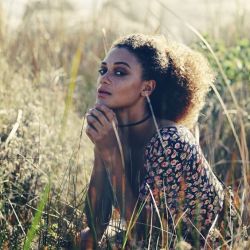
[111,34,214,128]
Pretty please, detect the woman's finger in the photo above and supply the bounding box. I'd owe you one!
[89,108,108,127]
[85,124,98,142]
[86,113,103,132]
[95,104,115,123]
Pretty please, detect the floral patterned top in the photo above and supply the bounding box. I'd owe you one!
[139,125,225,246]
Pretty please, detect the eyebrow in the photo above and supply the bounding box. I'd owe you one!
[101,61,131,69]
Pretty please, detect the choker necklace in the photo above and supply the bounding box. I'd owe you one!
[118,114,151,128]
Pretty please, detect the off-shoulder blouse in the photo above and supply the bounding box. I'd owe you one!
[138,125,225,247]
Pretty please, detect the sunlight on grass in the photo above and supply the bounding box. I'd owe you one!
[0,0,249,249]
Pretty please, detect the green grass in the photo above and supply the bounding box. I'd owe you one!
[23,182,50,250]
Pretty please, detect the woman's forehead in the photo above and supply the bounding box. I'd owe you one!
[103,47,140,66]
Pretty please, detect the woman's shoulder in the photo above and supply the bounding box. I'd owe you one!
[144,123,197,151]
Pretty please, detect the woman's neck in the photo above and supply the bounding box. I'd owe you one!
[114,105,149,127]
[112,102,155,148]
[118,114,151,128]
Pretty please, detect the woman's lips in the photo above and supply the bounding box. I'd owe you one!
[97,90,111,98]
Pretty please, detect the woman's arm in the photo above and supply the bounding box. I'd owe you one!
[99,145,137,222]
[85,104,139,236]
[82,147,113,248]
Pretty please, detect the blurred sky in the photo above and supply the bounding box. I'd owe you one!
[1,0,249,41]
[1,0,102,28]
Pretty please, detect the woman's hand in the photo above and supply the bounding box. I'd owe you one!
[80,227,95,250]
[85,104,118,160]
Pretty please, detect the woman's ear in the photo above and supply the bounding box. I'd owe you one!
[141,80,156,97]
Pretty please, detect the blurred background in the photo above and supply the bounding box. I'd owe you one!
[0,0,249,249]
[2,0,250,41]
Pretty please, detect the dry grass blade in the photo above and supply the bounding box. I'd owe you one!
[7,198,26,236]
[60,41,83,140]
[146,183,165,247]
[111,120,127,221]
[146,96,164,148]
[120,190,151,248]
[102,28,108,55]
[147,204,153,250]
[112,120,125,170]
[204,214,219,249]
[186,218,211,249]
[5,109,22,147]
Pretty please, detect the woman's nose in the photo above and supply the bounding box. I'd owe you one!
[99,72,112,85]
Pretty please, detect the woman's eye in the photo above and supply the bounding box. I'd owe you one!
[98,68,126,77]
[98,68,107,75]
[115,70,126,76]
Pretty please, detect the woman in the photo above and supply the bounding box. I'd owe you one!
[81,34,226,249]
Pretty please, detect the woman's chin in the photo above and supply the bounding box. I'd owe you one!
[96,99,112,108]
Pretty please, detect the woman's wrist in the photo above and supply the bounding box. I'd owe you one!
[95,145,120,164]
[80,227,96,249]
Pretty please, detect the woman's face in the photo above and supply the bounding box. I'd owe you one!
[96,47,145,109]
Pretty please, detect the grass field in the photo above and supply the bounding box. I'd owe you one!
[0,0,249,249]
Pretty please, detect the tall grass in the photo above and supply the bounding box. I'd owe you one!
[23,182,50,250]
[0,0,249,249]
